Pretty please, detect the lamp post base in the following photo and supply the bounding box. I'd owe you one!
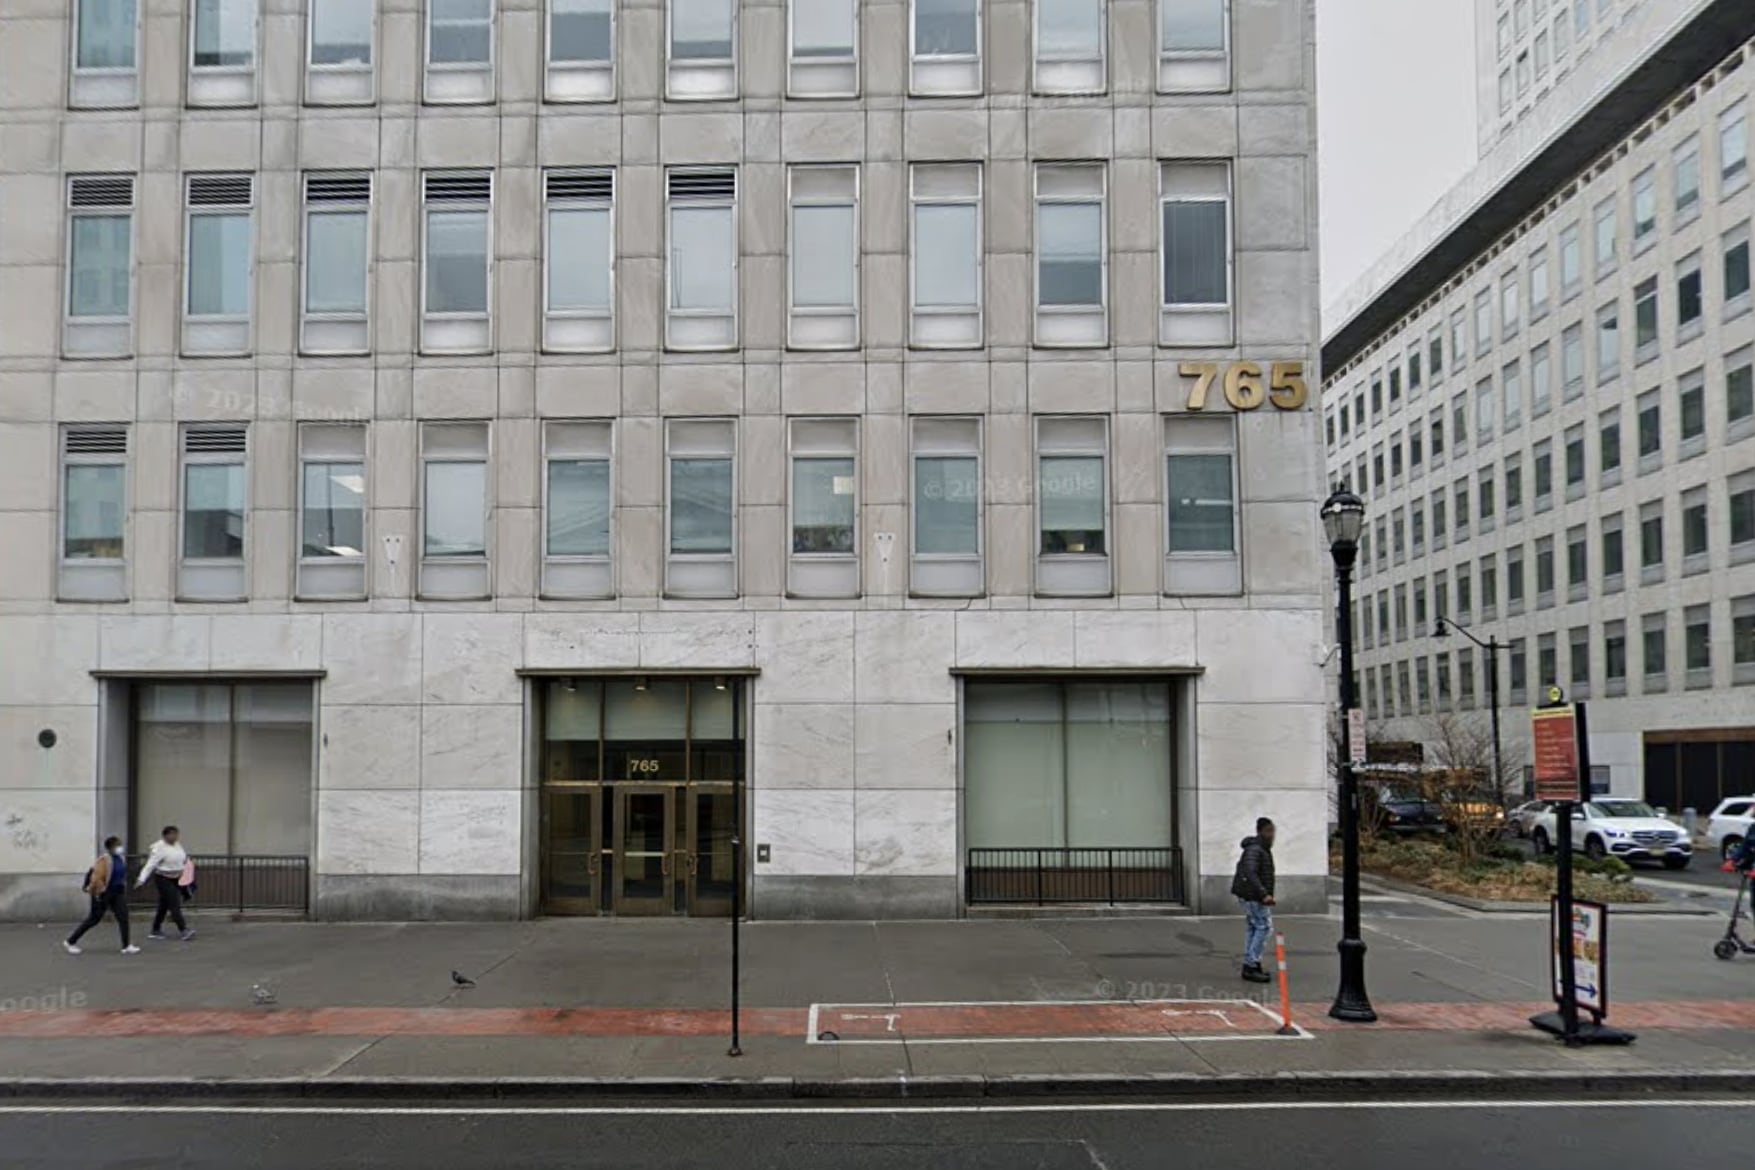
[1329,937,1378,1023]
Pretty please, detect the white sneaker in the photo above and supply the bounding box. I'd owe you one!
[62,941,81,955]
[121,945,141,954]
[178,929,196,941]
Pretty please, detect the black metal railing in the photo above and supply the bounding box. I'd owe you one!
[130,854,309,916]
[966,847,1184,906]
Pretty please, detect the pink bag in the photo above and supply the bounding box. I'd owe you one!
[178,858,196,887]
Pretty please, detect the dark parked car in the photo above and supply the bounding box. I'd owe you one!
[1364,786,1448,835]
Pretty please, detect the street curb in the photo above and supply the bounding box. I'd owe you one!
[4,1070,1754,1102]
[1359,874,1715,915]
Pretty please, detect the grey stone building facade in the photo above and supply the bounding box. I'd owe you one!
[0,0,1324,921]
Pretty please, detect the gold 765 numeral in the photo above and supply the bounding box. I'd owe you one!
[1180,361,1309,412]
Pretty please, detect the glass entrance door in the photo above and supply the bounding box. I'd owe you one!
[540,786,601,914]
[614,785,675,915]
[687,784,737,916]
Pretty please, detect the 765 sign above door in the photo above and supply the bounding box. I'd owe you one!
[1180,361,1309,412]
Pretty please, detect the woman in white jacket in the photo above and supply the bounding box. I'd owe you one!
[136,826,194,941]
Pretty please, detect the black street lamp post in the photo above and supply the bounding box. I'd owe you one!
[1322,486,1376,1024]
[1433,616,1505,805]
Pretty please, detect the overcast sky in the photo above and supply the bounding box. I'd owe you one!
[1317,0,1479,323]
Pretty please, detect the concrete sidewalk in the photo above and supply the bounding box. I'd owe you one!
[3,890,1752,1097]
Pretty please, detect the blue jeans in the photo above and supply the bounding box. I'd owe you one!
[1241,899,1273,968]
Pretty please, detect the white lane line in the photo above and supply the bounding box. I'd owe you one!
[0,1100,1744,1118]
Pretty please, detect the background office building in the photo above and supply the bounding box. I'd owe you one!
[1326,0,1755,812]
[0,0,1325,922]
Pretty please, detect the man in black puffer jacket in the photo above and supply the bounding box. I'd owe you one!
[1230,818,1277,983]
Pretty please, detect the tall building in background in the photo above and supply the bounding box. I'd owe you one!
[1326,0,1755,817]
[0,1,1325,921]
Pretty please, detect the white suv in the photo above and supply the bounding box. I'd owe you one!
[1706,797,1755,861]
[1531,799,1694,870]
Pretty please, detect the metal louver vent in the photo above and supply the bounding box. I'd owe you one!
[69,177,134,209]
[306,174,372,203]
[424,173,492,202]
[183,425,248,454]
[64,427,127,455]
[188,174,253,207]
[667,169,736,201]
[546,171,614,201]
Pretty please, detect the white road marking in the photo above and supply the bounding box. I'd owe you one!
[0,1100,1744,1118]
[805,998,1311,1045]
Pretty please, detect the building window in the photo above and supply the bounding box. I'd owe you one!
[307,0,373,104]
[1036,416,1109,597]
[1475,376,1496,440]
[548,0,615,101]
[1686,605,1712,688]
[1500,273,1520,339]
[179,424,247,601]
[72,0,139,108]
[1631,167,1657,250]
[665,168,738,350]
[1503,455,1522,516]
[1560,321,1583,398]
[64,175,135,359]
[1723,101,1749,194]
[1473,290,1491,356]
[1601,512,1625,588]
[1476,556,1492,621]
[1636,389,1660,469]
[1477,467,1495,528]
[789,0,857,96]
[189,0,257,106]
[965,681,1175,858]
[911,417,983,597]
[1725,226,1751,309]
[669,0,737,97]
[1453,479,1470,542]
[1503,361,1523,431]
[1568,626,1590,696]
[182,174,253,357]
[426,0,495,103]
[1675,137,1701,222]
[1532,439,1552,511]
[59,426,128,602]
[1159,161,1231,346]
[1451,394,1467,456]
[1506,546,1525,614]
[1529,251,1549,320]
[1537,634,1557,691]
[543,420,614,600]
[666,419,737,598]
[1430,331,1444,377]
[1558,221,1580,298]
[788,166,859,350]
[1728,347,1753,435]
[1639,501,1664,584]
[1535,535,1555,609]
[788,418,859,598]
[544,169,615,353]
[1733,597,1755,685]
[421,171,493,354]
[1598,406,1622,485]
[301,173,371,355]
[1034,163,1106,346]
[1593,197,1616,277]
[1035,0,1104,93]
[1566,524,1587,602]
[1680,369,1706,454]
[912,0,981,94]
[297,423,367,601]
[1604,620,1627,695]
[1632,277,1658,362]
[1682,486,1709,575]
[1677,253,1704,339]
[420,422,490,600]
[1595,302,1619,383]
[1410,350,1424,392]
[1733,473,1755,560]
[1164,414,1238,595]
[910,163,982,348]
[1158,0,1228,92]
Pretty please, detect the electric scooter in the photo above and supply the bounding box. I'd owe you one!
[1713,867,1755,960]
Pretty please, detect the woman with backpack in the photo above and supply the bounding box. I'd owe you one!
[64,836,139,955]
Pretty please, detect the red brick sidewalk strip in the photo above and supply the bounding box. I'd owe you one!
[1,999,1751,1040]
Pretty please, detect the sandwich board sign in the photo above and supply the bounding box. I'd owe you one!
[1550,897,1608,1015]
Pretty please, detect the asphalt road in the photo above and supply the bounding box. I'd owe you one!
[2,1098,1750,1169]
[1500,831,1743,896]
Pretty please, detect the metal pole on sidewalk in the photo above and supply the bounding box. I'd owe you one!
[1487,637,1504,805]
[729,779,744,1057]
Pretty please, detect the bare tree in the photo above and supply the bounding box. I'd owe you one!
[1407,711,1529,866]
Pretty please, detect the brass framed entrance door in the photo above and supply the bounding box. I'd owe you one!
[540,785,602,915]
[613,785,675,916]
[686,783,738,917]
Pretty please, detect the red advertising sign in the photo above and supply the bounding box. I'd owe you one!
[1531,705,1581,802]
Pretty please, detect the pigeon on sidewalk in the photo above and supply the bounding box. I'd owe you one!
[450,970,476,988]
[251,984,277,1006]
